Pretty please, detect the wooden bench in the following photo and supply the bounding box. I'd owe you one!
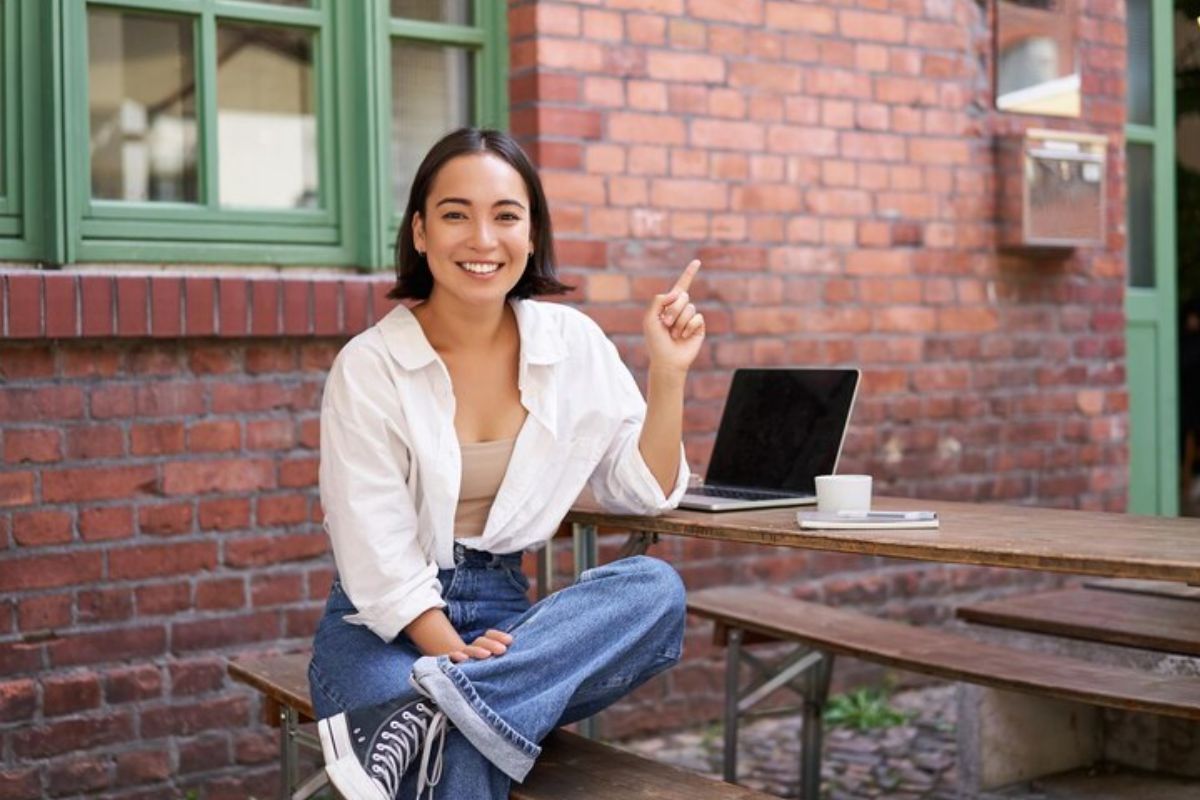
[687,586,1200,799]
[957,586,1200,656]
[228,651,774,800]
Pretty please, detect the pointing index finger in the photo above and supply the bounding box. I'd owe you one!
[672,259,701,294]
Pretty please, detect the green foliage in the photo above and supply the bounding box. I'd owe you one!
[823,687,911,732]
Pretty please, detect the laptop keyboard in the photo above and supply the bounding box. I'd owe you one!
[691,486,798,500]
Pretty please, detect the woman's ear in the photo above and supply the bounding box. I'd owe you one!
[412,212,426,255]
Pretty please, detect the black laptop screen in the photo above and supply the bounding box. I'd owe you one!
[704,369,859,494]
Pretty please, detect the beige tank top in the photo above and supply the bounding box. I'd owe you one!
[454,438,517,538]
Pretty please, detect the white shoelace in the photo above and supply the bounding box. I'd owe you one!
[416,710,448,799]
[371,702,447,799]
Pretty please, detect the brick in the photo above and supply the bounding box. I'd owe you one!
[257,494,308,527]
[115,749,170,786]
[187,420,242,452]
[282,280,311,335]
[45,756,110,796]
[79,505,134,542]
[115,276,149,337]
[299,342,338,372]
[609,113,686,146]
[668,17,706,49]
[687,0,762,23]
[210,382,304,414]
[176,278,216,337]
[765,2,834,32]
[42,466,157,503]
[313,281,339,335]
[40,274,77,338]
[18,594,72,631]
[136,382,205,417]
[342,279,370,334]
[6,273,42,337]
[217,278,248,336]
[130,422,185,456]
[278,457,318,488]
[0,386,86,422]
[0,767,41,800]
[251,573,304,607]
[4,428,61,463]
[47,626,167,668]
[839,9,905,42]
[135,583,192,616]
[77,587,134,624]
[12,510,73,546]
[172,612,280,654]
[690,119,764,151]
[245,343,296,375]
[12,712,134,758]
[149,276,183,337]
[65,421,125,462]
[198,497,252,531]
[161,459,275,495]
[0,679,37,722]
[178,732,233,775]
[170,658,227,696]
[138,502,194,536]
[234,730,278,765]
[0,551,102,591]
[109,542,217,580]
[224,532,327,568]
[284,606,321,638]
[195,578,245,611]
[249,279,281,336]
[43,672,102,716]
[0,642,44,676]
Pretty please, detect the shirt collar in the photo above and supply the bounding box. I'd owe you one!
[377,299,567,371]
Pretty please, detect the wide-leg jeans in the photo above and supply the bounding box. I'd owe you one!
[308,547,686,799]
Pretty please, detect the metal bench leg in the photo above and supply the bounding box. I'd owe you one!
[279,706,298,800]
[536,539,553,601]
[722,627,743,783]
[800,653,833,800]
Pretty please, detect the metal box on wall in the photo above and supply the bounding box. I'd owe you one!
[997,129,1107,249]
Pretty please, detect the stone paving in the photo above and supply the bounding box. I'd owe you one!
[619,684,963,799]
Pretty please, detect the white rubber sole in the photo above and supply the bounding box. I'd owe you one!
[318,714,390,800]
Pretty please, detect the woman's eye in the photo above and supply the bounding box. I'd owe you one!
[497,213,521,222]
[442,212,466,220]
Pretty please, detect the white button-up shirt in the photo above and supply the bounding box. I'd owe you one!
[319,299,690,642]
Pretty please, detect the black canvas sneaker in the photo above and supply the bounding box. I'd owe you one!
[319,697,449,800]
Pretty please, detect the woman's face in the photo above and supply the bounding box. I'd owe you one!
[413,152,533,308]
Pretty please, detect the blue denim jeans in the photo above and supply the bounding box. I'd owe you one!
[308,548,685,799]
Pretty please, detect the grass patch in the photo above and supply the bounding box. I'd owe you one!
[824,687,912,731]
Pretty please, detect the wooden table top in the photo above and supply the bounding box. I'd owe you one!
[565,498,1200,583]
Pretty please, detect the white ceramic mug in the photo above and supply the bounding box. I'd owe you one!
[814,474,872,513]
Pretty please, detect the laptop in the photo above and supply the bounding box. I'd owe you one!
[678,368,861,512]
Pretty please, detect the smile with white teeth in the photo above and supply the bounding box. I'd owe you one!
[459,261,502,275]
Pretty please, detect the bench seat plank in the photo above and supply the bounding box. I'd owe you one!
[1083,578,1200,601]
[514,731,770,799]
[687,587,1200,721]
[229,652,315,722]
[229,653,773,799]
[958,587,1200,656]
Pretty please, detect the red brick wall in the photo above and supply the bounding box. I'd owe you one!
[507,0,1127,738]
[1,0,1127,794]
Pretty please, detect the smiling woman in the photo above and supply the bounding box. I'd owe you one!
[307,127,706,800]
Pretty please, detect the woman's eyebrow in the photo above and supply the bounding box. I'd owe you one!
[433,197,526,210]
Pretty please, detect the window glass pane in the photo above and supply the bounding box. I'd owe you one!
[391,41,472,209]
[217,24,317,209]
[391,0,472,26]
[1126,0,1153,125]
[1126,142,1155,288]
[88,9,198,202]
[249,0,312,6]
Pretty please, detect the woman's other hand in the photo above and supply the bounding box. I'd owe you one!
[447,629,514,663]
[644,259,705,375]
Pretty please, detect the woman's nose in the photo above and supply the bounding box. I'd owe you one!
[468,220,497,248]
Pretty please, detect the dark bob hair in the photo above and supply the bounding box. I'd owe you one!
[389,127,572,301]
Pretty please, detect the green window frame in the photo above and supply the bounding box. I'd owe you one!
[0,0,507,269]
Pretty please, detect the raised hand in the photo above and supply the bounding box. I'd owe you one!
[643,259,705,375]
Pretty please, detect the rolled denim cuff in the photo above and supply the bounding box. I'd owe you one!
[409,656,541,782]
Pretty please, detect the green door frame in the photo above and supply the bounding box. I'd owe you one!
[1125,0,1179,515]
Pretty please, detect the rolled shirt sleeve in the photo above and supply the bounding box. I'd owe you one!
[319,342,445,642]
[586,339,690,515]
